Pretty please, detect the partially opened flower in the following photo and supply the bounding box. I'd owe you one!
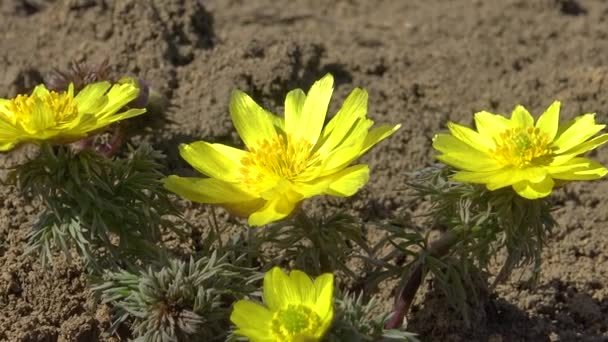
[433,101,608,199]
[0,79,146,151]
[46,59,114,93]
[164,74,400,226]
[230,267,334,342]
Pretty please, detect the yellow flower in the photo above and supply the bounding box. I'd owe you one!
[230,267,334,342]
[0,79,146,151]
[433,101,608,199]
[164,74,400,226]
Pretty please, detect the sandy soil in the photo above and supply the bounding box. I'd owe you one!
[1,0,608,341]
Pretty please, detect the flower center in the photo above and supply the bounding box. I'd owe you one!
[271,304,322,341]
[492,127,553,168]
[4,91,79,133]
[239,134,318,192]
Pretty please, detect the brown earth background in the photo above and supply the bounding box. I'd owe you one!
[1,0,608,341]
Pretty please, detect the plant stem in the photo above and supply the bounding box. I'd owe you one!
[318,245,333,274]
[385,229,459,329]
[98,125,125,157]
[40,142,56,161]
[292,209,333,274]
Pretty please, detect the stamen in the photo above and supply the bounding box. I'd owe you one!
[492,127,553,168]
[239,134,320,192]
[4,91,79,133]
[271,304,321,341]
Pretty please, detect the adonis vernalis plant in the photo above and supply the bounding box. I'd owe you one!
[433,101,608,198]
[230,267,334,342]
[0,79,145,151]
[0,76,175,272]
[20,144,176,271]
[164,73,400,226]
[384,101,608,329]
[96,251,260,341]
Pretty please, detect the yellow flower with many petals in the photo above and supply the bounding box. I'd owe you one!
[0,79,146,151]
[164,74,400,226]
[231,267,334,342]
[433,101,608,199]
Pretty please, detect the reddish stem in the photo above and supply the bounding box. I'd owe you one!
[385,229,458,329]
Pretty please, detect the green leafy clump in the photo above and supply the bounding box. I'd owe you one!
[260,211,371,276]
[95,251,261,342]
[406,164,555,284]
[374,164,556,324]
[328,292,419,342]
[12,143,178,271]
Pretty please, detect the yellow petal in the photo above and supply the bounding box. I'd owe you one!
[248,193,298,226]
[333,116,374,153]
[99,81,141,117]
[548,157,608,180]
[75,81,112,114]
[0,141,16,152]
[452,167,547,191]
[296,164,369,199]
[229,90,278,150]
[31,84,50,97]
[325,164,369,197]
[319,143,365,177]
[262,267,280,310]
[448,122,495,150]
[486,167,547,190]
[433,133,477,154]
[317,88,368,154]
[551,133,608,165]
[312,273,334,320]
[230,300,273,341]
[436,154,501,173]
[30,97,55,132]
[510,105,534,128]
[296,74,334,145]
[269,113,285,132]
[284,88,307,134]
[358,123,401,156]
[451,169,502,184]
[103,108,146,124]
[293,179,331,199]
[0,140,17,151]
[433,134,501,171]
[535,101,560,140]
[451,168,522,190]
[163,176,257,203]
[512,176,554,199]
[474,111,510,138]
[263,267,299,310]
[0,117,22,140]
[317,118,374,175]
[258,178,304,201]
[314,273,334,317]
[547,157,594,173]
[553,114,605,154]
[223,198,266,218]
[0,98,10,116]
[289,270,316,306]
[66,113,97,132]
[179,141,246,181]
